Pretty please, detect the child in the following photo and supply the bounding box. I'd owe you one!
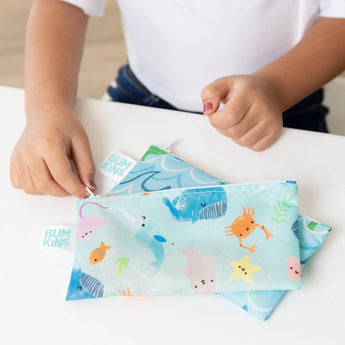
[10,0,345,198]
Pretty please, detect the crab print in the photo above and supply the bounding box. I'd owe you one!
[224,206,273,252]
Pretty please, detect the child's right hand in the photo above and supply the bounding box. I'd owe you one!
[10,109,95,199]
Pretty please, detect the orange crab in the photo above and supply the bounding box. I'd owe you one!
[224,206,272,252]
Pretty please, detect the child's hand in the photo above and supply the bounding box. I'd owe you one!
[201,75,283,151]
[10,109,95,198]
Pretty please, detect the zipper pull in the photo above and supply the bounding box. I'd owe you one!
[159,139,181,153]
[85,186,100,198]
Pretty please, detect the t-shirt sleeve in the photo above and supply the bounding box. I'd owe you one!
[60,0,107,17]
[319,0,345,18]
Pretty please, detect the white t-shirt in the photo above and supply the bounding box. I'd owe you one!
[61,0,345,111]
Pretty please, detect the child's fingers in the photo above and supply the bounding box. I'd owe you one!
[29,157,69,197]
[201,77,234,115]
[218,120,280,151]
[18,161,43,195]
[216,122,264,149]
[207,90,252,130]
[222,118,259,141]
[250,131,281,152]
[45,147,89,199]
[233,122,268,148]
[216,102,266,140]
[71,133,96,191]
[10,160,21,189]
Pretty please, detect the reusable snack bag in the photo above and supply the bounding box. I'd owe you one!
[103,145,331,320]
[67,181,300,300]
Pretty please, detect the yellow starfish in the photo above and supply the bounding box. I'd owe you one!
[230,255,262,284]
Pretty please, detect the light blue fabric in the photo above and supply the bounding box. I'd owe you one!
[219,216,331,320]
[67,182,300,300]
[103,145,331,320]
[106,145,226,196]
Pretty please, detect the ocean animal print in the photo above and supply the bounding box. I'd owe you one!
[89,242,111,265]
[285,257,302,283]
[230,255,262,284]
[179,244,218,294]
[76,202,109,241]
[66,268,104,300]
[224,206,272,252]
[134,215,167,274]
[163,187,227,223]
[120,289,132,296]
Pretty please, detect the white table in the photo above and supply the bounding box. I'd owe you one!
[1,86,344,345]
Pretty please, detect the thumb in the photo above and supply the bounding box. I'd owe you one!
[201,77,234,116]
[71,134,96,191]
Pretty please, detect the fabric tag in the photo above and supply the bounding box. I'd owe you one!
[40,225,76,251]
[99,152,137,182]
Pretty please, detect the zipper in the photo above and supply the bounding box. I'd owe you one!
[85,186,100,198]
[157,144,296,189]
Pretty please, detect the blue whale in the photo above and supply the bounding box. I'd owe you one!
[163,187,228,223]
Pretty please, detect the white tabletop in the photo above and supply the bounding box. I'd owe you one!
[1,86,344,345]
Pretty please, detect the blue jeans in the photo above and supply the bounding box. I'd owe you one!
[106,64,329,133]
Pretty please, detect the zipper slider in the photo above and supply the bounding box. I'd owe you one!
[159,139,181,153]
[85,186,100,198]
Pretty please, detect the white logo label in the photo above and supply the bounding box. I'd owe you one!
[99,152,137,182]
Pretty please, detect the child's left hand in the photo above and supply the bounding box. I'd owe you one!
[201,74,283,151]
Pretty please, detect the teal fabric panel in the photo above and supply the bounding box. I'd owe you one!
[219,216,331,320]
[102,145,331,320]
[67,182,300,300]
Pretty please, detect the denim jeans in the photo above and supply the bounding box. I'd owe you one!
[106,64,329,133]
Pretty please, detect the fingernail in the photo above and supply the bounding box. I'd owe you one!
[203,102,213,114]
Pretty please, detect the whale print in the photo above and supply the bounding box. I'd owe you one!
[76,202,109,241]
[134,215,167,274]
[163,187,227,223]
[66,268,104,300]
[179,244,218,294]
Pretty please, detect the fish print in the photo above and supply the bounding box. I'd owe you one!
[89,242,111,265]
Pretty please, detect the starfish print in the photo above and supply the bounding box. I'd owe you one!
[230,255,262,284]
